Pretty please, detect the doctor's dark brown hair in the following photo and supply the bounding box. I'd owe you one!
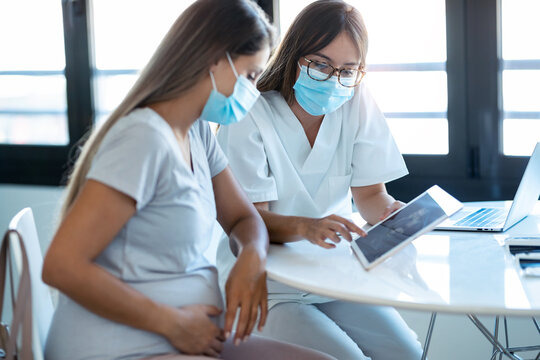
[60,0,275,220]
[257,0,367,104]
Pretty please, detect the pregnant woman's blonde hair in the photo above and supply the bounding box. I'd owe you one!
[61,0,274,219]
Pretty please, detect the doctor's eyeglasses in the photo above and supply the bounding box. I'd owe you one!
[303,57,366,88]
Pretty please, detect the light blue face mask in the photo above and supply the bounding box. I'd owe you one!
[201,52,260,125]
[292,64,355,116]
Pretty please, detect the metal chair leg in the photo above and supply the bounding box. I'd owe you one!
[421,312,437,360]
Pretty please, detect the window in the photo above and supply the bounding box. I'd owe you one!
[0,0,533,201]
[92,0,196,125]
[276,0,536,201]
[0,1,68,145]
[501,0,540,156]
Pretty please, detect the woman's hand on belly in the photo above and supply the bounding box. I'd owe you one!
[299,214,367,249]
[159,304,225,357]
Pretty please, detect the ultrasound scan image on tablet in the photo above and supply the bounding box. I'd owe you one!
[351,185,463,270]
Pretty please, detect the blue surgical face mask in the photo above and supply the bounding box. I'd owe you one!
[292,64,355,116]
[201,52,260,125]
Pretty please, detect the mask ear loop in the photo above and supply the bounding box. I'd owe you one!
[226,52,239,79]
[208,70,218,91]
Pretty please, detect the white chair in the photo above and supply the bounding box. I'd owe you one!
[8,208,54,360]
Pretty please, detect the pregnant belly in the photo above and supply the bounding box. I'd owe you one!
[45,269,224,360]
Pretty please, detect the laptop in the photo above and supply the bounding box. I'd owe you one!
[436,141,540,232]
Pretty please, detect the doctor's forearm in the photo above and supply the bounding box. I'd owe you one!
[355,191,396,225]
[254,206,307,243]
[253,203,365,247]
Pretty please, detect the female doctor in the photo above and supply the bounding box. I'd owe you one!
[216,1,423,359]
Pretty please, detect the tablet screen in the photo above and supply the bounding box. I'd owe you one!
[354,193,446,263]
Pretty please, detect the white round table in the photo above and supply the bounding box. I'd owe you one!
[266,201,540,359]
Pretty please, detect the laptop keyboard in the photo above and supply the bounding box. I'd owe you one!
[455,208,507,227]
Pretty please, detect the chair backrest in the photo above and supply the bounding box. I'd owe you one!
[8,208,54,360]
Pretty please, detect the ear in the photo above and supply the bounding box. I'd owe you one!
[209,56,225,73]
[209,62,219,73]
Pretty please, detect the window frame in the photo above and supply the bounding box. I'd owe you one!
[0,0,533,202]
[271,0,524,202]
[0,0,273,186]
[0,0,93,185]
[387,0,530,202]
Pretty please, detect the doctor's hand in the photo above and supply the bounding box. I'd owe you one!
[158,304,225,357]
[379,200,406,221]
[300,214,367,249]
[224,245,268,346]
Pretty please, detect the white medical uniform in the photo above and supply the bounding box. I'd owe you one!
[216,85,424,360]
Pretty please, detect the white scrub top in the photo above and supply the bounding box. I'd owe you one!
[216,84,408,308]
[46,108,228,360]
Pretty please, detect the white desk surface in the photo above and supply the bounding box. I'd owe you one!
[266,201,540,316]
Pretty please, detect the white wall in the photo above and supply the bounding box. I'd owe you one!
[1,184,538,360]
[0,184,64,253]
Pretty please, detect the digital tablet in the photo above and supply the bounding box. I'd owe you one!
[351,185,463,270]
